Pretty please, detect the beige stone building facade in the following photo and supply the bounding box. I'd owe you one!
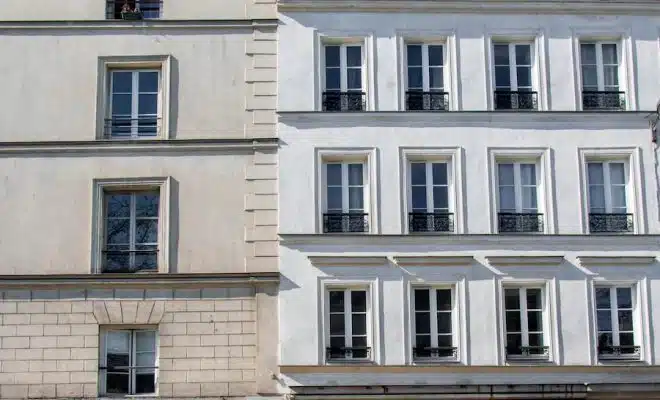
[0,0,279,398]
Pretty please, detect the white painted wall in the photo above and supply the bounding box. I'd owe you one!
[278,12,660,112]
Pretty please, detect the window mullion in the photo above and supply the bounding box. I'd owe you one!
[131,72,139,138]
[430,289,439,347]
[344,291,352,350]
[520,288,529,346]
[509,45,518,90]
[611,287,620,347]
[596,44,605,91]
[426,162,433,213]
[422,45,430,92]
[340,46,348,92]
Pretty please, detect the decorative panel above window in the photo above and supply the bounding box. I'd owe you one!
[493,43,537,110]
[580,42,625,111]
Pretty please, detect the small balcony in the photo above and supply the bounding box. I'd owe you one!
[498,213,544,233]
[408,212,454,233]
[326,346,371,362]
[104,117,161,138]
[598,345,641,361]
[102,249,158,273]
[582,91,626,111]
[494,91,538,110]
[405,91,450,111]
[412,347,458,361]
[322,91,366,112]
[323,213,369,233]
[589,213,634,233]
[506,345,550,361]
[106,0,162,20]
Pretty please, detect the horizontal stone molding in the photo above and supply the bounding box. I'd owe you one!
[0,19,279,31]
[485,255,565,267]
[577,256,658,266]
[0,138,279,156]
[308,255,389,267]
[393,255,475,267]
[0,273,280,289]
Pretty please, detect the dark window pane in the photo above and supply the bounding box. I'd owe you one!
[415,312,431,334]
[504,289,520,310]
[494,44,510,65]
[516,66,532,87]
[411,163,426,185]
[348,187,364,211]
[414,289,430,311]
[107,353,129,370]
[326,187,342,210]
[347,68,362,90]
[112,94,132,115]
[106,219,130,245]
[619,332,634,346]
[134,251,158,271]
[597,310,612,332]
[352,336,367,348]
[329,291,344,313]
[429,67,443,89]
[330,336,345,348]
[407,45,422,66]
[526,289,542,310]
[138,71,159,92]
[415,334,431,349]
[428,45,443,66]
[104,249,130,272]
[326,164,342,186]
[329,314,345,335]
[507,333,521,353]
[348,164,363,185]
[135,373,156,394]
[407,66,423,89]
[618,310,633,332]
[352,314,367,335]
[515,45,531,65]
[135,193,159,217]
[106,373,129,394]
[437,334,452,347]
[617,288,632,309]
[325,46,340,67]
[505,310,521,332]
[135,219,158,244]
[411,186,427,210]
[528,311,543,332]
[138,94,158,115]
[437,313,451,334]
[325,68,340,90]
[595,287,611,308]
[597,332,612,349]
[433,187,449,209]
[436,289,452,311]
[112,71,133,93]
[580,43,596,64]
[495,66,511,87]
[432,163,447,185]
[346,46,362,67]
[351,291,366,312]
[528,333,543,347]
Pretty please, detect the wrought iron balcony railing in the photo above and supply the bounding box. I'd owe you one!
[408,212,454,233]
[498,213,544,233]
[323,213,369,233]
[106,0,162,20]
[582,91,626,111]
[326,347,371,361]
[506,346,550,360]
[104,117,161,138]
[494,91,538,110]
[102,249,158,273]
[405,91,450,111]
[322,91,366,112]
[598,345,641,360]
[588,213,634,233]
[412,347,458,360]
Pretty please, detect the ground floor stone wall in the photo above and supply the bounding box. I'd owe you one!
[0,285,272,399]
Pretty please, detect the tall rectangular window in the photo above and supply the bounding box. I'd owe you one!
[323,44,364,111]
[323,162,368,233]
[497,162,542,233]
[405,44,448,111]
[409,162,453,232]
[103,190,159,273]
[107,70,160,138]
[493,43,536,110]
[595,287,640,360]
[412,288,457,360]
[100,329,157,395]
[580,42,624,110]
[504,287,548,360]
[587,161,632,233]
[326,289,371,361]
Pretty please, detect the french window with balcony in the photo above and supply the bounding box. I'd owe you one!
[412,287,457,362]
[103,190,159,273]
[323,44,365,112]
[493,43,537,110]
[595,286,640,360]
[586,161,633,233]
[107,69,161,138]
[99,329,157,396]
[504,287,549,361]
[323,162,369,233]
[408,161,453,233]
[326,288,371,362]
[580,42,625,110]
[106,0,162,20]
[405,43,449,111]
[496,162,543,233]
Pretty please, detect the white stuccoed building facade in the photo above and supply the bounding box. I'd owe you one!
[276,1,660,399]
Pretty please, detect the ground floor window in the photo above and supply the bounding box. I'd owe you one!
[100,329,157,395]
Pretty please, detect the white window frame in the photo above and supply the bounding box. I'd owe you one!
[495,161,539,213]
[579,41,621,92]
[492,42,534,92]
[322,42,365,93]
[324,286,373,363]
[593,285,641,361]
[404,42,447,92]
[411,285,459,362]
[96,56,172,139]
[92,177,171,274]
[99,327,159,396]
[108,69,161,139]
[408,161,452,213]
[586,161,629,214]
[501,285,551,362]
[324,161,368,214]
